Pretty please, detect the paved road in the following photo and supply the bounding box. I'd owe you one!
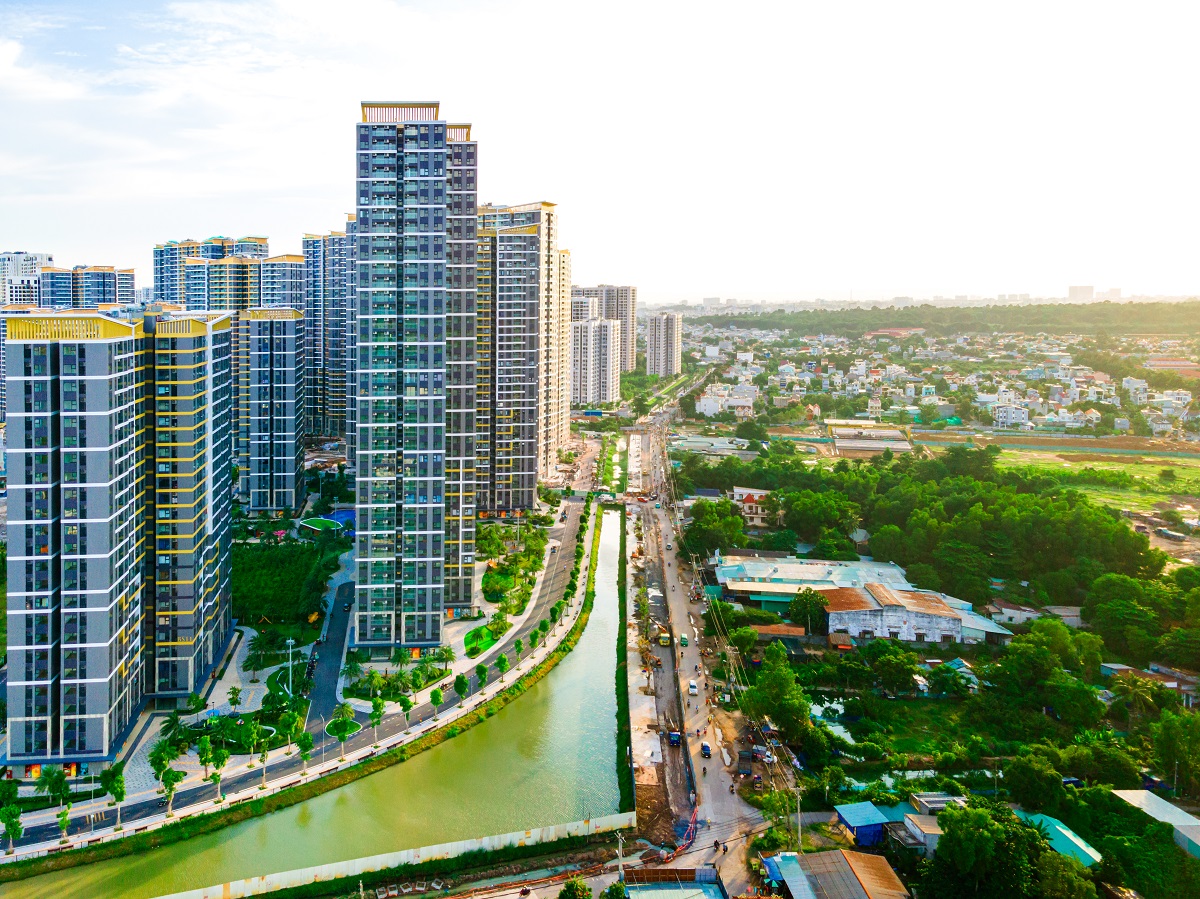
[308,580,355,727]
[12,444,600,850]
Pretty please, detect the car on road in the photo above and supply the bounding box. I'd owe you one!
[668,731,682,746]
[688,680,699,695]
[666,543,672,551]
[680,634,688,647]
[550,546,557,553]
[654,503,661,508]
[701,741,712,758]
[343,602,351,611]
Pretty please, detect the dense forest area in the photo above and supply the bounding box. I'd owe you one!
[694,299,1200,337]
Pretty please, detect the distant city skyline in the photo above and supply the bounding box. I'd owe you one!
[4,1,1200,301]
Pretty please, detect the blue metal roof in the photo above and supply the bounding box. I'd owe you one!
[835,801,888,828]
[762,853,817,899]
[1016,812,1102,867]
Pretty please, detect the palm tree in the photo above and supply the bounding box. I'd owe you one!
[35,766,70,809]
[1113,673,1157,732]
[332,702,355,759]
[341,656,365,685]
[160,710,184,743]
[434,645,456,668]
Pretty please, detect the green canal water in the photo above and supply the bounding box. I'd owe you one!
[6,511,624,899]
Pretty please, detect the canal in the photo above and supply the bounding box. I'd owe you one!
[6,510,625,899]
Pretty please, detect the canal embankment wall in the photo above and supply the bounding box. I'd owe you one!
[155,812,636,899]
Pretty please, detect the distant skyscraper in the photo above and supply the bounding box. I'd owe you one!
[476,201,569,510]
[1068,286,1095,302]
[237,308,306,512]
[354,101,478,652]
[571,318,620,405]
[153,236,269,304]
[302,224,354,436]
[646,313,682,378]
[1,252,53,305]
[5,309,234,771]
[38,266,134,308]
[261,254,305,311]
[573,284,637,371]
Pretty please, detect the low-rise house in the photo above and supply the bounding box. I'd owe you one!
[992,403,1030,429]
[732,485,777,529]
[986,598,1043,625]
[903,814,943,856]
[763,850,909,899]
[1044,605,1083,627]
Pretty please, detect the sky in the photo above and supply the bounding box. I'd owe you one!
[2,0,1199,304]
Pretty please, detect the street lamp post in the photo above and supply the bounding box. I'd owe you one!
[318,716,327,767]
[286,638,296,696]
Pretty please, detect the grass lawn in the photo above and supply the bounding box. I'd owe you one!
[870,698,1010,756]
[464,625,498,658]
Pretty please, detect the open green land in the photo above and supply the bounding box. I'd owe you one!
[992,446,1200,512]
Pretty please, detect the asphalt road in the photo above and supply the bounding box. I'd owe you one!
[13,453,598,850]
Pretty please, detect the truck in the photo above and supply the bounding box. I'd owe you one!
[668,731,682,747]
[738,750,752,775]
[658,632,671,647]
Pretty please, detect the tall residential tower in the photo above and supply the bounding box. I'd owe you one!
[353,101,478,653]
[646,312,682,378]
[573,284,637,372]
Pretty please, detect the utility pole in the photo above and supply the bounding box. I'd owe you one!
[796,785,803,853]
[616,830,625,883]
[286,638,295,696]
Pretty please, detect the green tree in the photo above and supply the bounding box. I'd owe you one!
[1111,673,1157,732]
[787,587,828,636]
[35,765,70,808]
[557,877,593,899]
[209,747,231,801]
[227,685,243,714]
[729,626,759,657]
[928,665,968,697]
[161,767,185,816]
[98,761,127,831]
[296,732,314,773]
[922,802,1046,899]
[278,711,300,755]
[397,694,414,733]
[632,393,651,418]
[1005,754,1066,814]
[370,696,385,746]
[875,651,919,695]
[340,655,365,684]
[1036,853,1097,899]
[1152,709,1200,797]
[475,663,488,690]
[495,651,511,682]
[333,702,355,757]
[454,672,470,707]
[197,734,214,778]
[0,804,22,855]
[514,637,525,660]
[56,802,72,843]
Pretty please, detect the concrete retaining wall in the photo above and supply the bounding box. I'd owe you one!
[154,812,636,899]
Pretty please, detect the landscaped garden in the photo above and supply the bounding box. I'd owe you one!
[341,648,455,703]
[464,624,499,658]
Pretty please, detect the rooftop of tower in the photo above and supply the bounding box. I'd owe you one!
[361,101,440,122]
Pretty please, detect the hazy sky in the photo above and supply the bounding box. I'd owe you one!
[2,1,1199,303]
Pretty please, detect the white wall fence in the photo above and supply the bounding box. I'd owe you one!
[156,811,637,899]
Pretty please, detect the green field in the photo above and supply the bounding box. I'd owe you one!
[993,447,1200,512]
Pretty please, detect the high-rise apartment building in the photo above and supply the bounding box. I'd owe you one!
[39,266,135,309]
[153,236,269,304]
[1,252,54,305]
[261,255,305,311]
[646,312,683,378]
[570,318,621,405]
[353,101,478,652]
[182,256,260,312]
[237,308,306,512]
[5,310,233,772]
[475,202,569,510]
[302,224,355,437]
[571,293,597,322]
[573,284,637,371]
